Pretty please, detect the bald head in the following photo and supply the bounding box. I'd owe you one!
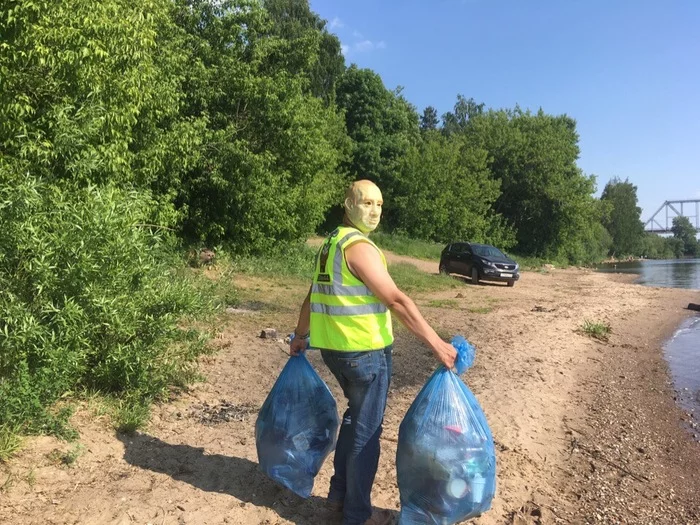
[344,180,383,234]
[345,180,380,204]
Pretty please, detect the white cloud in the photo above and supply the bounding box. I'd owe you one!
[354,40,375,52]
[335,26,385,56]
[345,40,387,55]
[329,17,343,30]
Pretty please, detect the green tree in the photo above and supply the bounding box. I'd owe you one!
[262,0,345,101]
[671,216,699,256]
[389,132,514,246]
[640,233,677,259]
[170,0,350,251]
[335,66,419,207]
[442,95,484,136]
[420,106,439,131]
[465,107,599,262]
[0,165,210,435]
[0,0,179,191]
[600,177,645,257]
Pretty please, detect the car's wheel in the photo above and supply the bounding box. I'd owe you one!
[471,267,480,285]
[439,262,448,275]
[507,280,515,287]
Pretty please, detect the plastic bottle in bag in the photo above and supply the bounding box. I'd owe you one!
[396,336,496,524]
[255,351,340,498]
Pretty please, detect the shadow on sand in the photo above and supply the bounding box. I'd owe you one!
[117,432,341,524]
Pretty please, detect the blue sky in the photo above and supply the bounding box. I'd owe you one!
[310,0,700,222]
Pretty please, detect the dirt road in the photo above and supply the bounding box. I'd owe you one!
[1,258,699,524]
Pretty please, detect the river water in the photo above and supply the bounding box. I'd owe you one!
[596,259,700,435]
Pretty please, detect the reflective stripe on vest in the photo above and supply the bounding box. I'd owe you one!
[310,303,387,316]
[309,226,393,351]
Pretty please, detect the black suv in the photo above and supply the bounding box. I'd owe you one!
[439,242,520,286]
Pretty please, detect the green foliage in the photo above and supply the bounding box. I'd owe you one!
[557,213,613,266]
[336,66,420,190]
[113,399,153,434]
[0,0,179,189]
[600,178,645,257]
[371,233,444,260]
[389,132,515,247]
[171,0,350,252]
[441,95,485,135]
[468,306,493,314]
[639,233,685,259]
[671,216,699,256]
[0,170,211,436]
[0,426,22,461]
[1,0,350,254]
[426,299,460,309]
[262,0,346,101]
[667,236,686,258]
[509,254,557,270]
[47,443,85,467]
[226,243,318,280]
[580,320,612,341]
[388,263,457,294]
[465,107,600,263]
[420,106,440,131]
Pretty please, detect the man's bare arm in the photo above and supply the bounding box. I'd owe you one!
[345,242,456,368]
[290,286,312,355]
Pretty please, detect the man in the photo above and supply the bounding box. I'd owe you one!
[290,180,456,525]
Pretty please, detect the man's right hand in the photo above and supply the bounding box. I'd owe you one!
[289,336,308,356]
[432,339,457,369]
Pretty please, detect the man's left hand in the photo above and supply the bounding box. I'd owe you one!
[289,336,308,356]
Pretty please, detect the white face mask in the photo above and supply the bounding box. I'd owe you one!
[345,183,383,234]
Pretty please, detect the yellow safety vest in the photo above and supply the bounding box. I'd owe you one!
[309,226,394,351]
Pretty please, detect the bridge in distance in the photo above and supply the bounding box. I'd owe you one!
[644,199,700,234]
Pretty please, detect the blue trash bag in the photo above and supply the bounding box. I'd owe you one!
[255,352,340,498]
[396,336,496,524]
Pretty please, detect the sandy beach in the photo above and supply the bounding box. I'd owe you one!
[1,258,699,525]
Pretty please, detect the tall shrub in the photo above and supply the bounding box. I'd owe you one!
[0,166,210,434]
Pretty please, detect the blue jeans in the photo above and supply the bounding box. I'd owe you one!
[321,346,393,525]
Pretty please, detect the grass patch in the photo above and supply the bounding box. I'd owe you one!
[112,398,153,434]
[426,299,460,309]
[510,254,552,271]
[372,232,443,260]
[47,443,85,467]
[0,426,22,462]
[468,306,493,314]
[388,263,458,294]
[81,390,112,419]
[510,252,570,271]
[580,320,612,341]
[223,243,317,280]
[202,270,241,309]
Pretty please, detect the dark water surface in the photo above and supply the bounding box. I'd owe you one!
[595,258,700,289]
[597,259,700,434]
